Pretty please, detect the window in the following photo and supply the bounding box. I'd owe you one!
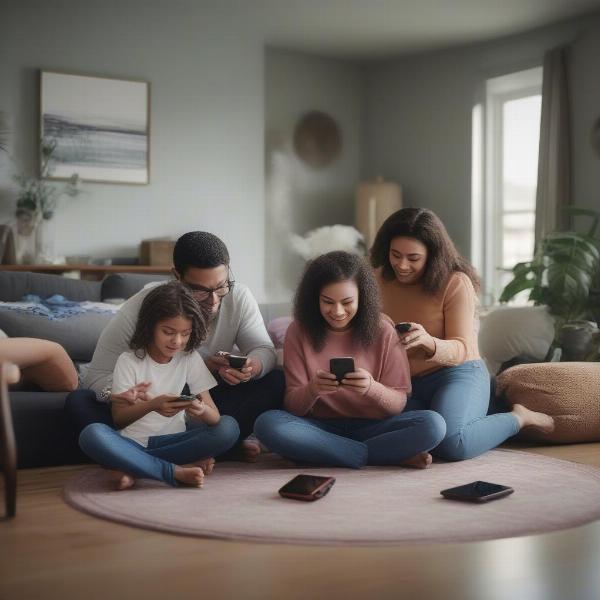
[472,67,543,305]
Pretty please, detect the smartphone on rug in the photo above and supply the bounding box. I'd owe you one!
[329,357,355,383]
[440,481,514,503]
[278,474,336,502]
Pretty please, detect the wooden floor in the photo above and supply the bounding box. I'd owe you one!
[2,442,600,600]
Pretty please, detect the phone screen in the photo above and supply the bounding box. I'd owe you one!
[228,354,248,369]
[441,481,513,499]
[279,475,334,496]
[330,357,355,382]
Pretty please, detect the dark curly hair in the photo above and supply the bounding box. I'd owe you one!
[173,231,230,276]
[370,207,480,294]
[294,251,381,352]
[129,281,208,358]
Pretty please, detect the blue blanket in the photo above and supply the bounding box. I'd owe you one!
[0,295,119,321]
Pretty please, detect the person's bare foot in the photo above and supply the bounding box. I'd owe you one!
[400,452,433,469]
[197,457,215,474]
[109,470,136,490]
[242,438,263,462]
[511,403,555,434]
[174,466,204,487]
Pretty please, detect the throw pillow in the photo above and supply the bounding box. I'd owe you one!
[496,362,600,443]
[479,306,555,374]
[266,316,293,349]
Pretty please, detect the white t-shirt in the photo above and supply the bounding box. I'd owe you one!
[113,350,217,447]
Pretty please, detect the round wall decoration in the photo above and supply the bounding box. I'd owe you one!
[293,111,342,169]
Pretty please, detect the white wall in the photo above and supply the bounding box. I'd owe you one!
[365,12,600,257]
[264,48,365,301]
[0,0,267,298]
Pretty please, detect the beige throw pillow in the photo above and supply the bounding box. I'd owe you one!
[496,362,600,443]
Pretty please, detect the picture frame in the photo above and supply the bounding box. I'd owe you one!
[40,70,150,184]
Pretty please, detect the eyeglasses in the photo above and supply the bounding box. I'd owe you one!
[183,279,235,302]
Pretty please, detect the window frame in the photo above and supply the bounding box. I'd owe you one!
[472,66,543,306]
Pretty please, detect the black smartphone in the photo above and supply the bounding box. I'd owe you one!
[440,481,514,503]
[329,357,355,382]
[395,322,412,334]
[278,474,336,502]
[178,394,196,402]
[227,354,248,369]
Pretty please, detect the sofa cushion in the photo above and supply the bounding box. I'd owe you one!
[266,316,293,348]
[0,271,102,302]
[101,273,170,302]
[10,391,88,468]
[496,362,600,443]
[0,302,118,362]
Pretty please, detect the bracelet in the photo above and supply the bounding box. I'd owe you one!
[99,386,112,402]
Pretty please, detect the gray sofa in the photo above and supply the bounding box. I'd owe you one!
[0,271,170,468]
[0,270,290,469]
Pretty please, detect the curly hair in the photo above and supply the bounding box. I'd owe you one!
[294,251,381,352]
[370,207,480,294]
[129,281,208,358]
[173,231,230,276]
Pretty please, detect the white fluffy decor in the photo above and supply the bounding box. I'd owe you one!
[290,225,365,261]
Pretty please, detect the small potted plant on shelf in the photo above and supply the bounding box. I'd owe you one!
[499,207,600,361]
[11,138,80,264]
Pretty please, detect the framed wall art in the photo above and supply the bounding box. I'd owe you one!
[40,70,150,184]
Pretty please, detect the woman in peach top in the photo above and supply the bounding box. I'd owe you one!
[370,208,554,461]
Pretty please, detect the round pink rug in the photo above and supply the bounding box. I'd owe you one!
[63,449,600,545]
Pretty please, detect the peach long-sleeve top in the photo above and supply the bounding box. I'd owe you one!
[283,316,411,419]
[377,270,480,377]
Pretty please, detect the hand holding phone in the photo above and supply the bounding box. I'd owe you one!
[440,481,514,503]
[185,397,207,419]
[329,357,355,383]
[278,474,336,502]
[340,367,373,395]
[153,394,193,417]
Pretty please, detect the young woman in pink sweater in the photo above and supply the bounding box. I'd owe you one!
[371,207,554,461]
[254,251,446,469]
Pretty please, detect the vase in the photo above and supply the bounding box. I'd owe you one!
[35,218,57,264]
[558,321,599,361]
[12,209,42,264]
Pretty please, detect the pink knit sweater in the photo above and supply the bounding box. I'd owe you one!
[283,316,411,419]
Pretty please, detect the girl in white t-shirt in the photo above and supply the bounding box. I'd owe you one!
[79,281,240,489]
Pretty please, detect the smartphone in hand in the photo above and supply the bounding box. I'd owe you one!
[227,354,248,369]
[395,322,412,334]
[178,394,196,402]
[329,357,355,383]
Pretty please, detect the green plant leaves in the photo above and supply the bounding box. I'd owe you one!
[499,209,600,327]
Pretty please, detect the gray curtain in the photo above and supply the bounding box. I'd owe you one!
[535,46,571,243]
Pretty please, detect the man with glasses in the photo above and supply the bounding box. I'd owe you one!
[65,231,283,460]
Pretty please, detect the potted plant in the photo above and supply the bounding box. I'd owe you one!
[499,207,600,360]
[11,138,80,263]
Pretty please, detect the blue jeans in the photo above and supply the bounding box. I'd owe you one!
[405,360,520,461]
[79,416,239,486]
[65,370,284,455]
[254,409,446,469]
